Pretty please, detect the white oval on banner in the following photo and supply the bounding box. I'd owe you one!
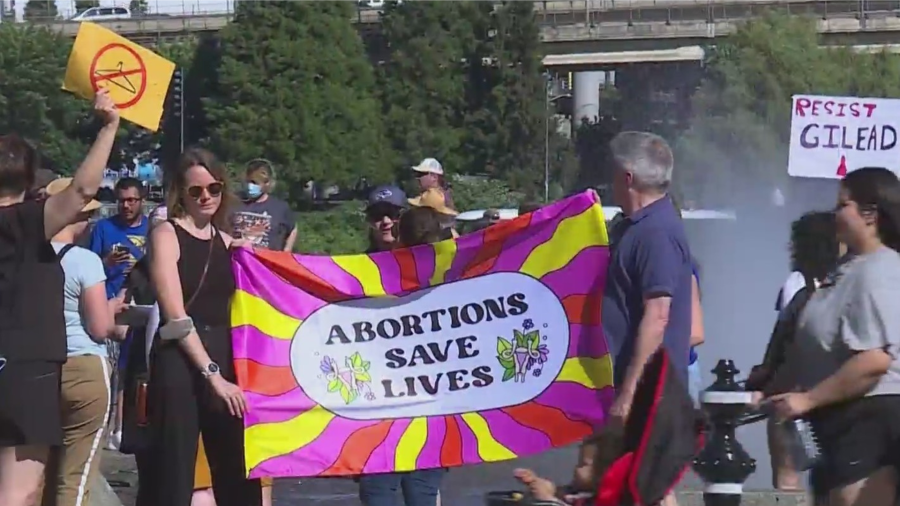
[289,271,570,421]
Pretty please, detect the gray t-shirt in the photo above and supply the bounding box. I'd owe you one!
[232,196,296,251]
[795,246,900,397]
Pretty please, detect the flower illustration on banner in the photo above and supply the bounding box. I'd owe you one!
[496,322,550,383]
[320,352,375,405]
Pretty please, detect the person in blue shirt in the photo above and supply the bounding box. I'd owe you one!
[88,176,149,449]
[89,177,150,298]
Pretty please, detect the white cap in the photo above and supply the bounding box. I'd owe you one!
[411,158,444,176]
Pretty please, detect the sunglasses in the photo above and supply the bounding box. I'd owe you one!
[187,182,224,199]
[366,206,402,222]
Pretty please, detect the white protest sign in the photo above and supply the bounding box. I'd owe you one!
[789,94,899,179]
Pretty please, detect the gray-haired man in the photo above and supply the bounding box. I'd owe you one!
[603,131,693,423]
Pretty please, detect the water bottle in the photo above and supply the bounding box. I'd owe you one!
[780,417,821,471]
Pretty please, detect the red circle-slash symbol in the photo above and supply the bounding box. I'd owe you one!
[89,43,148,110]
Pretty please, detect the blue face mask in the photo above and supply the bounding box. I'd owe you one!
[246,182,263,199]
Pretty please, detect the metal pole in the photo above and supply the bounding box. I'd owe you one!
[544,82,550,203]
[179,66,185,152]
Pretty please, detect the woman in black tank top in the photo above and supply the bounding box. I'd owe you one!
[145,148,261,506]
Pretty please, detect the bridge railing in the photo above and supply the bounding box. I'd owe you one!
[1,0,234,24]
[535,0,900,27]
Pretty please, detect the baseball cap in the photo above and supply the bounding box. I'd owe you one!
[411,158,444,176]
[45,178,102,212]
[366,185,408,210]
[32,168,59,191]
[408,188,458,216]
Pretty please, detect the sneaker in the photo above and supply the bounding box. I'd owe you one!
[107,430,122,451]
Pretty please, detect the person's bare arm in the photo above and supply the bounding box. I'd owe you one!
[690,275,704,346]
[620,296,671,397]
[806,350,891,408]
[43,90,119,239]
[283,226,298,252]
[82,282,117,342]
[149,222,215,370]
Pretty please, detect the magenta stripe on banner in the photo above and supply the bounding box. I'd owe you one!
[443,229,485,282]
[369,250,403,294]
[492,195,594,273]
[534,382,615,427]
[416,417,446,469]
[251,417,383,478]
[232,326,291,366]
[295,254,365,297]
[362,419,412,473]
[540,246,609,300]
[234,255,326,320]
[411,244,436,288]
[566,324,608,358]
[244,387,316,428]
[456,415,482,464]
[478,409,552,456]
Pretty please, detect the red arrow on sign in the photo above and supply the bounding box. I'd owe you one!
[836,155,848,177]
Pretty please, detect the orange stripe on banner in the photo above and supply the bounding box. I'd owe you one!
[234,359,297,396]
[562,293,602,326]
[461,214,532,278]
[392,248,420,292]
[254,249,345,303]
[440,415,463,467]
[503,402,592,446]
[322,420,394,475]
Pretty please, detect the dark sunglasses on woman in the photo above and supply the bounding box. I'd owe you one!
[366,206,402,223]
[187,182,224,199]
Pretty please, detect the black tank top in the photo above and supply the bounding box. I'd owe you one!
[171,222,235,327]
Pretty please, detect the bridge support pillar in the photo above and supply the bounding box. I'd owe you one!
[573,71,605,128]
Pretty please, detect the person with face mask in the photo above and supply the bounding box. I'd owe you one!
[231,159,297,252]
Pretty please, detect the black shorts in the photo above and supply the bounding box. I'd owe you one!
[0,360,62,447]
[808,395,900,496]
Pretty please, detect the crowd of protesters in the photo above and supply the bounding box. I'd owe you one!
[1,90,899,506]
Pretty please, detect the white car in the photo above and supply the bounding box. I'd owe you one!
[70,6,131,22]
[357,0,402,9]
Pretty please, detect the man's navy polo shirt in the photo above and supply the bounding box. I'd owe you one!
[602,196,693,387]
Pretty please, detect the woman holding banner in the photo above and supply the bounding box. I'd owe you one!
[0,90,119,506]
[146,147,261,506]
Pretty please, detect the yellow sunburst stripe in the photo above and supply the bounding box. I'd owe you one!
[519,204,608,279]
[231,290,301,340]
[394,417,428,471]
[460,412,517,461]
[556,356,614,389]
[429,240,458,286]
[333,254,387,297]
[245,405,335,472]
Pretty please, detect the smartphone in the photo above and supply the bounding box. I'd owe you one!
[112,244,128,256]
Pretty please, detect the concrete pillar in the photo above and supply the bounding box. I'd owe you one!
[573,71,604,127]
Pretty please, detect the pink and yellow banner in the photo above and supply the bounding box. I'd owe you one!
[231,190,615,478]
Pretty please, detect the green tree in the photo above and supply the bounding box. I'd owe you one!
[203,1,392,205]
[74,0,99,13]
[376,1,486,177]
[24,0,57,21]
[129,0,148,15]
[465,1,547,193]
[0,25,90,172]
[293,202,368,255]
[674,12,900,207]
[450,175,524,212]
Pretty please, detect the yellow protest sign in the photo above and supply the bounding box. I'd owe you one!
[63,22,175,132]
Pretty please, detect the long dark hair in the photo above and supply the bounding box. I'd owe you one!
[0,134,39,198]
[165,148,235,231]
[842,167,900,253]
[790,211,839,284]
[398,207,443,247]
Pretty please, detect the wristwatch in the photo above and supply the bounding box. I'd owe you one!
[201,362,221,378]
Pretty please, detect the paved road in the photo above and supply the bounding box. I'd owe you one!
[99,446,807,506]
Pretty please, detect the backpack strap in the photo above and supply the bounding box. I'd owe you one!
[57,244,76,261]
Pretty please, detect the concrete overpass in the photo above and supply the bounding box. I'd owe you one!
[34,0,900,67]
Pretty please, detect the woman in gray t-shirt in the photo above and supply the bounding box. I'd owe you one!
[768,167,900,506]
